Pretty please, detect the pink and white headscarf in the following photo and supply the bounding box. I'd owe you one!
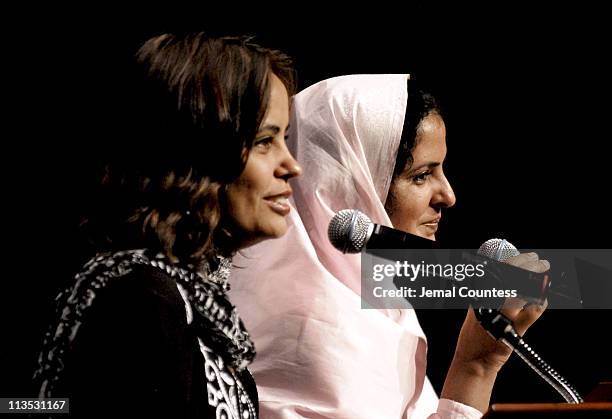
[229,75,481,418]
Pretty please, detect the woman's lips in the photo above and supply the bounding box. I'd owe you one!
[264,194,291,216]
[421,218,440,231]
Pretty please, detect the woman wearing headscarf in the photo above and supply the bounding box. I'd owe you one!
[229,74,548,418]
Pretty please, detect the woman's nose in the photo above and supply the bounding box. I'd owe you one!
[432,173,456,208]
[276,147,302,180]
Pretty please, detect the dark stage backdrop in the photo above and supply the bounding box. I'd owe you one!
[4,4,611,407]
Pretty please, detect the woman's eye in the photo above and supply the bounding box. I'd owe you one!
[254,137,273,150]
[412,171,432,184]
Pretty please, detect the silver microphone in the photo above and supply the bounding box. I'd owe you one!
[327,209,374,253]
[327,209,434,253]
[477,238,520,262]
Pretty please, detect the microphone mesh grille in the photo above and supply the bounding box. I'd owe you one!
[477,238,519,262]
[328,209,372,253]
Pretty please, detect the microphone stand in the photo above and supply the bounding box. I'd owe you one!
[474,307,583,404]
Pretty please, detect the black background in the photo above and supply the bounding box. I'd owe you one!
[3,2,611,408]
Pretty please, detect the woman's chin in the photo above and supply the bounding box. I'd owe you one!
[415,226,436,241]
[256,220,289,242]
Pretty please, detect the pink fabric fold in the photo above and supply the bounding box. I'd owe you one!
[230,75,482,418]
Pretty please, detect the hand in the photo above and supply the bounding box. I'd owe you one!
[453,252,550,374]
[440,252,550,412]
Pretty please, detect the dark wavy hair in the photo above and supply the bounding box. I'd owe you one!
[391,77,442,179]
[81,33,296,268]
[385,78,442,216]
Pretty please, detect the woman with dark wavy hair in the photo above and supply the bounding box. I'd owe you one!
[34,33,301,419]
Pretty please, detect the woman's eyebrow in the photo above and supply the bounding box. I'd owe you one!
[408,161,440,173]
[258,125,281,134]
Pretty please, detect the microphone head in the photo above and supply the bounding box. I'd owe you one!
[478,238,520,262]
[328,209,373,253]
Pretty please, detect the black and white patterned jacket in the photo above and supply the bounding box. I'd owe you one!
[34,249,258,419]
